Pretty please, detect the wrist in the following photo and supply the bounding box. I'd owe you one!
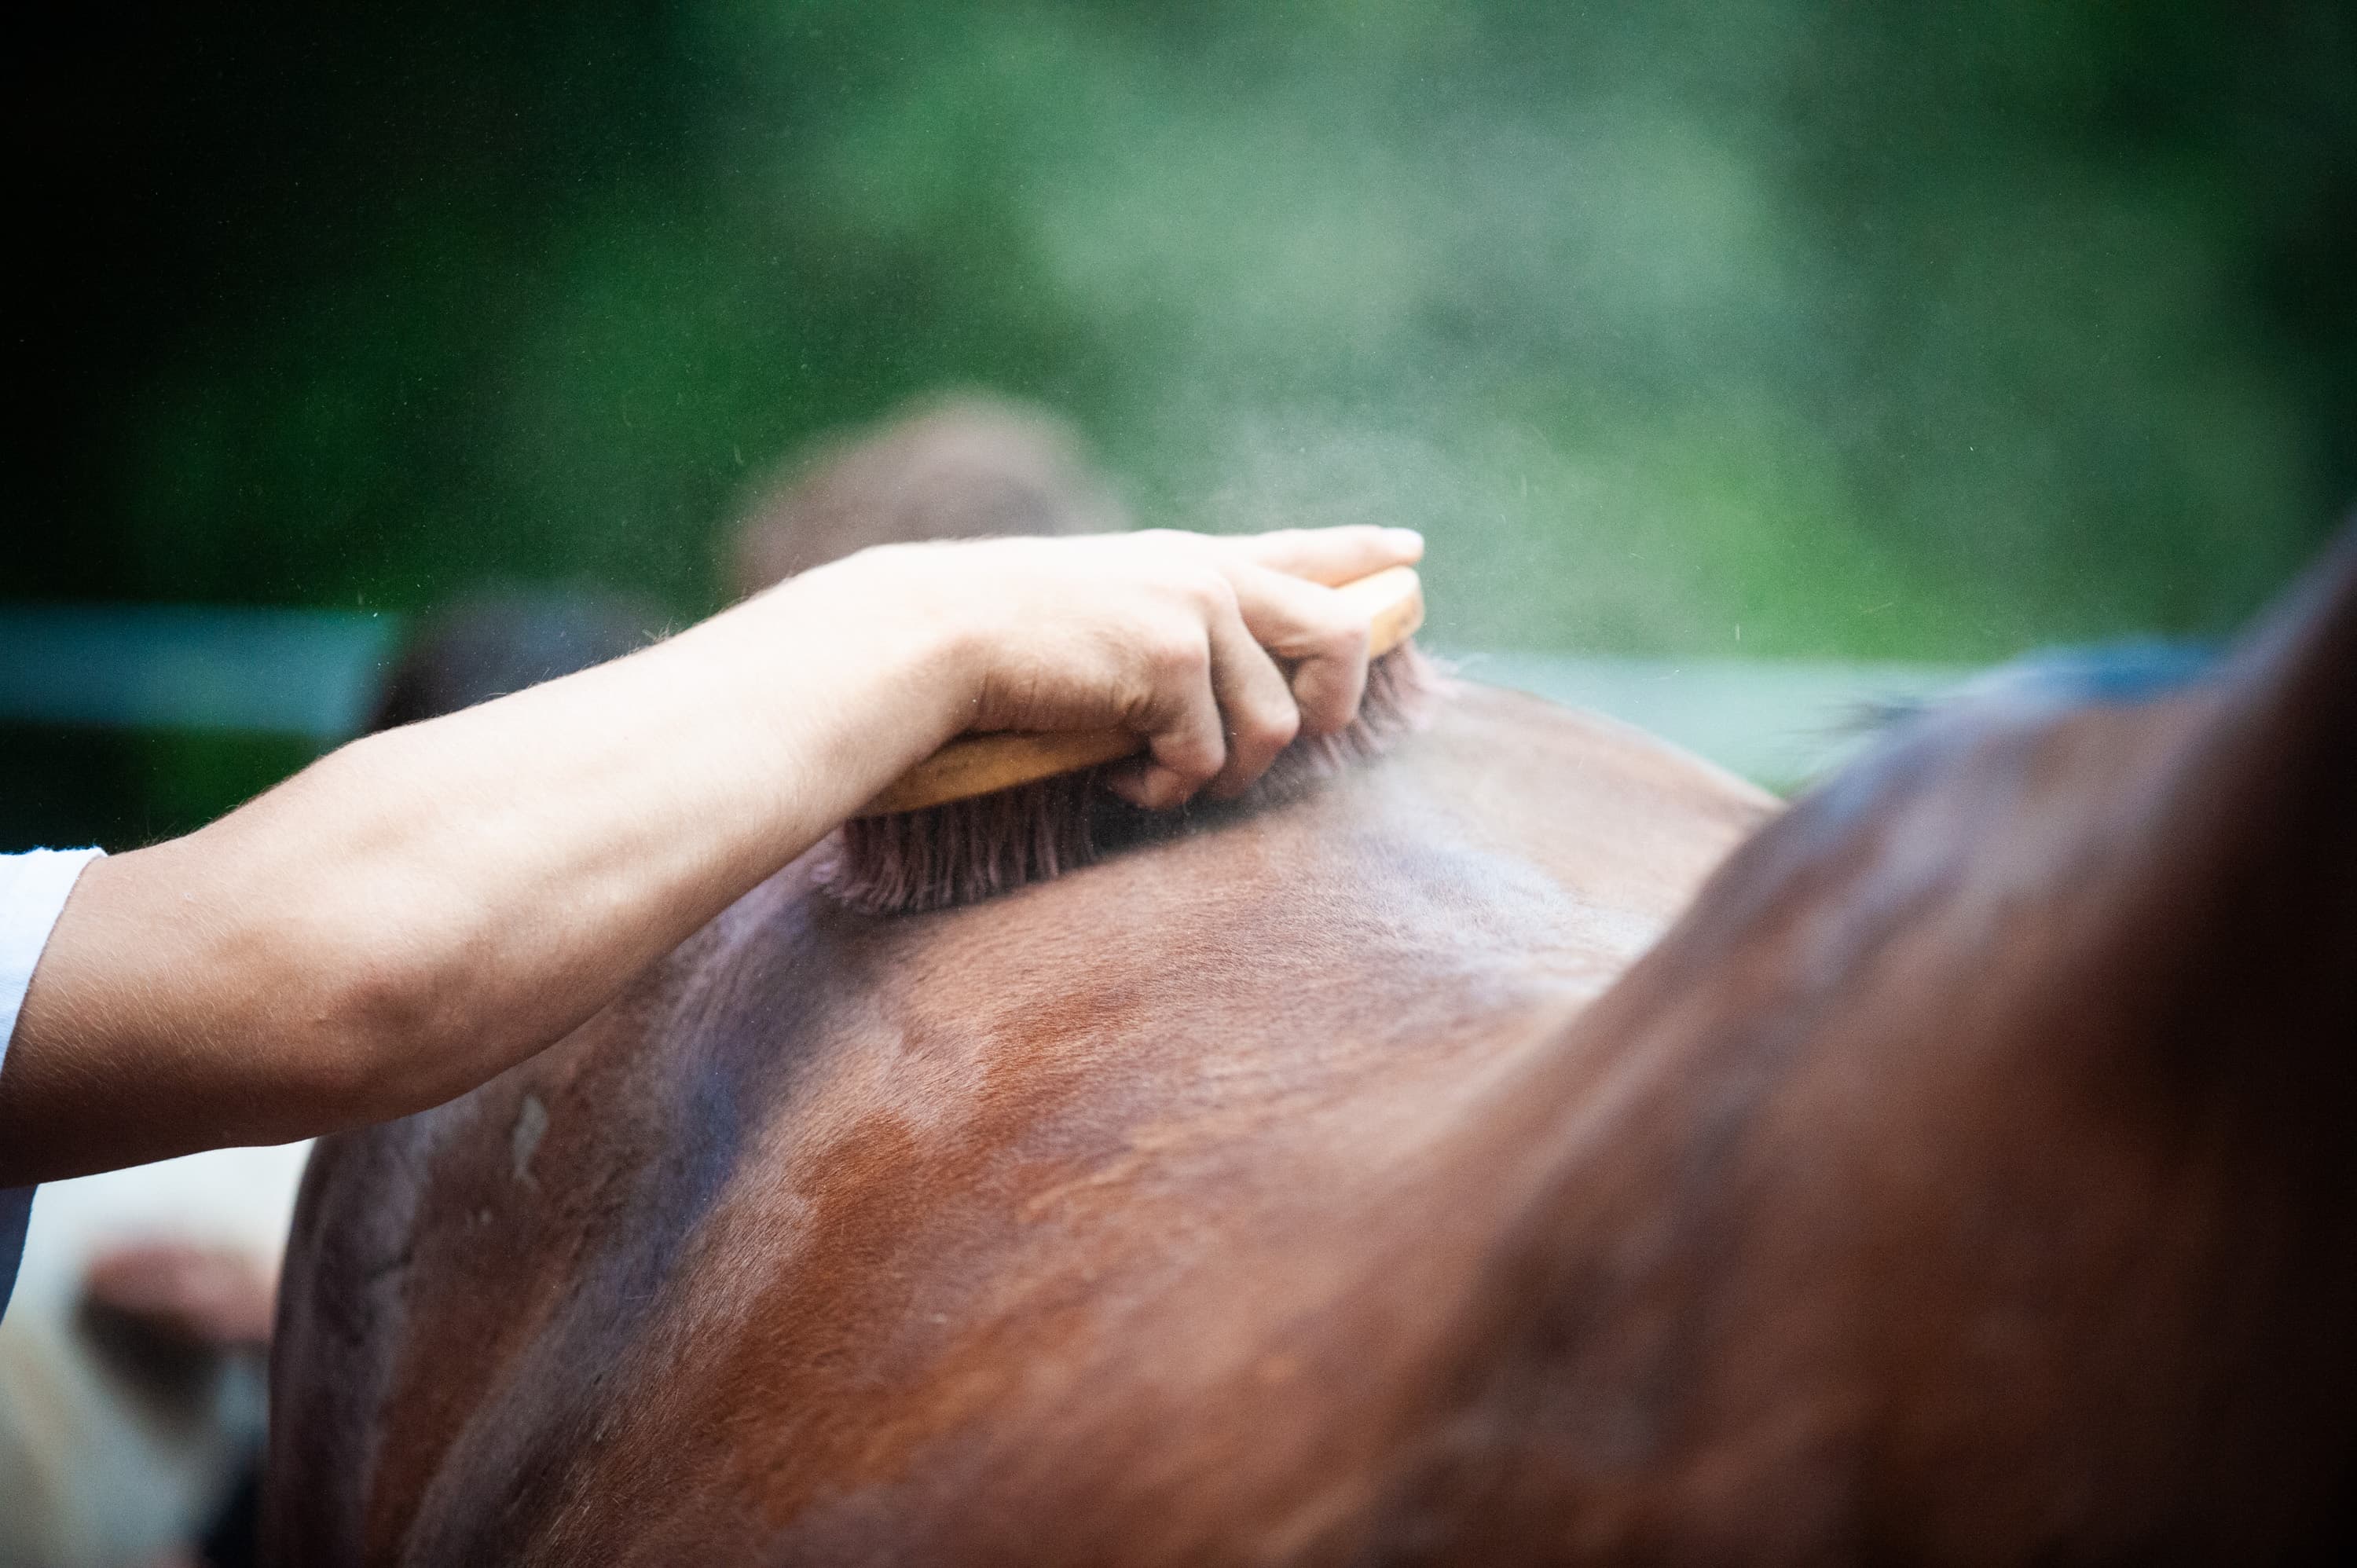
[723,548,981,778]
[815,544,982,735]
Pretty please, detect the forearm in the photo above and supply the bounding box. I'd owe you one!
[0,525,1420,1183]
[0,558,969,1181]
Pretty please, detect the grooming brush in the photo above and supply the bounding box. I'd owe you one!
[824,563,1432,916]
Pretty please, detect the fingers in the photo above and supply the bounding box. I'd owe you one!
[1202,587,1300,797]
[1221,562,1371,735]
[919,525,1420,812]
[1105,603,1224,811]
[1105,573,1299,808]
[1222,524,1423,586]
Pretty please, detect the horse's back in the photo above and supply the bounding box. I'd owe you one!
[267,683,1771,1566]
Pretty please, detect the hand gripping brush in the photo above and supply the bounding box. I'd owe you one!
[821,564,1433,915]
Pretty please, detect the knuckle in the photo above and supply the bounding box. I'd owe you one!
[1183,568,1237,616]
[1170,734,1225,779]
[1146,628,1211,682]
[1244,703,1301,753]
[1318,620,1371,665]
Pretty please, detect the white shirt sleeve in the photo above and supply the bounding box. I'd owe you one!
[2,846,104,1318]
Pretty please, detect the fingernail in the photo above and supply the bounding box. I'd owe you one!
[1385,528,1424,554]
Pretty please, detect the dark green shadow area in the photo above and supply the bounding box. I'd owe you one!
[0,727,323,852]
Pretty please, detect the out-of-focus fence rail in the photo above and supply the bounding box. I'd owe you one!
[1454,651,1974,791]
[2,605,1980,791]
[0,605,404,744]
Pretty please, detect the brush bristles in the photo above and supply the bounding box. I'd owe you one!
[819,641,1438,917]
[828,770,1100,916]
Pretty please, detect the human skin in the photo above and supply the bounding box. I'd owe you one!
[0,525,1421,1184]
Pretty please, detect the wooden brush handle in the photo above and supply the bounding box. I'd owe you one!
[856,564,1424,815]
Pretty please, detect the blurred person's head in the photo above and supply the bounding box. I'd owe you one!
[368,592,659,733]
[729,394,1124,596]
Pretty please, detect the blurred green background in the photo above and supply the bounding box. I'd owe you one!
[7,0,2354,844]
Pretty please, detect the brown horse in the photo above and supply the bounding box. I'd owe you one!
[266,408,2354,1561]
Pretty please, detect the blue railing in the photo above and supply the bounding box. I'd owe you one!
[0,606,405,743]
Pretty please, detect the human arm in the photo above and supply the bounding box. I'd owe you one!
[0,526,1421,1182]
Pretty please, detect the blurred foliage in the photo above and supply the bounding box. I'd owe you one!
[13,0,2355,672]
[0,727,317,847]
